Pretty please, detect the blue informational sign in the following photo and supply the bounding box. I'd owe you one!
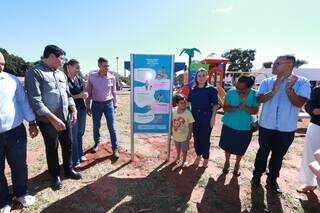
[131,54,174,133]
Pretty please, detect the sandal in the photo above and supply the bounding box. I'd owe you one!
[202,159,209,168]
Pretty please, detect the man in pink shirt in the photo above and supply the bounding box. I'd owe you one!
[86,57,118,157]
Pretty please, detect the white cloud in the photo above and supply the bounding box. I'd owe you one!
[214,0,234,13]
[215,5,233,13]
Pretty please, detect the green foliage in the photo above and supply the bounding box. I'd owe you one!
[118,75,130,85]
[262,61,273,68]
[110,71,130,87]
[222,48,256,72]
[294,59,308,68]
[179,48,201,58]
[179,48,201,69]
[0,47,32,76]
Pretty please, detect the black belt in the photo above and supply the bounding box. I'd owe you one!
[93,99,113,104]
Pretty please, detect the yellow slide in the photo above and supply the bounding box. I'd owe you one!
[217,85,226,107]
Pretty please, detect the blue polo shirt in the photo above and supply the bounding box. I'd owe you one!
[258,75,311,132]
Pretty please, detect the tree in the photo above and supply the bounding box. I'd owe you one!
[294,59,308,68]
[222,48,256,72]
[179,48,201,70]
[262,61,273,69]
[0,48,32,76]
[110,71,130,90]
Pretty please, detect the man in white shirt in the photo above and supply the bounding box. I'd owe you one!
[0,52,39,213]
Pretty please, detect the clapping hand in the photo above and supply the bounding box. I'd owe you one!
[273,76,286,93]
[286,74,298,93]
[239,101,245,109]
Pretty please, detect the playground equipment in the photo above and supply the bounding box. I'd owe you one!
[200,53,229,88]
[179,53,229,105]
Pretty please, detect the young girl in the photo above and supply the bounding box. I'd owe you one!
[171,94,194,170]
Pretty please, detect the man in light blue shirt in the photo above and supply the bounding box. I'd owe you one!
[252,55,311,193]
[0,52,39,213]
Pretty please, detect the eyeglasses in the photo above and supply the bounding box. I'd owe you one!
[273,61,290,66]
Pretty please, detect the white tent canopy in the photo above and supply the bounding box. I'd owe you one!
[255,68,320,83]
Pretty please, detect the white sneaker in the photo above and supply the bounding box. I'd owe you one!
[80,156,87,162]
[0,205,11,213]
[16,195,36,207]
[74,163,81,169]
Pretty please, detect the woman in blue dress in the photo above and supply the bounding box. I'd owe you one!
[188,68,219,167]
[219,75,259,176]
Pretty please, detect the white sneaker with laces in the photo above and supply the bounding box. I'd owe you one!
[0,204,11,213]
[16,195,36,207]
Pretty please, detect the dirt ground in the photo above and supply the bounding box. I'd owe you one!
[4,91,320,213]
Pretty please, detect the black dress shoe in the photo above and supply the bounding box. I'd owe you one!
[233,169,241,177]
[251,177,261,188]
[65,169,82,180]
[51,176,63,190]
[266,178,282,193]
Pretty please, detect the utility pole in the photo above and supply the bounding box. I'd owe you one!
[116,56,119,74]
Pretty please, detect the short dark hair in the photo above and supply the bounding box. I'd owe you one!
[43,45,66,58]
[237,75,255,88]
[278,55,296,65]
[98,57,108,65]
[173,93,187,103]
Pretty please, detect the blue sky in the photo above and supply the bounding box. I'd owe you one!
[1,0,319,75]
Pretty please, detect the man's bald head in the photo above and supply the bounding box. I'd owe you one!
[0,52,5,72]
